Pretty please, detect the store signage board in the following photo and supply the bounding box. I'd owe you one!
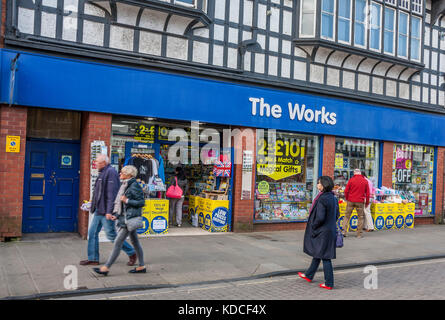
[3,49,445,147]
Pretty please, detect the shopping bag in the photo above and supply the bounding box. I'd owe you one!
[336,228,344,248]
[166,177,183,199]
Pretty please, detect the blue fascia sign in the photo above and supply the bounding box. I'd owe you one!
[1,49,444,146]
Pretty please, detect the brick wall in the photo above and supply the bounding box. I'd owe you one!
[231,127,256,232]
[322,135,336,177]
[78,112,112,239]
[381,141,394,187]
[0,105,27,241]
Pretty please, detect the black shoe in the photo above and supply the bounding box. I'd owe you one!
[129,268,147,274]
[93,267,109,276]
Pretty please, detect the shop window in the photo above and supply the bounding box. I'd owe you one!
[370,2,382,51]
[392,144,435,216]
[300,0,316,37]
[333,139,379,193]
[338,0,352,43]
[27,108,81,140]
[254,132,319,223]
[354,0,367,47]
[321,0,335,40]
[398,12,409,58]
[384,7,396,54]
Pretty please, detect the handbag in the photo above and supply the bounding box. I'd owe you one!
[126,216,143,232]
[336,228,344,248]
[166,176,183,199]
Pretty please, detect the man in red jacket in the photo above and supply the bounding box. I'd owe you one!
[342,169,370,238]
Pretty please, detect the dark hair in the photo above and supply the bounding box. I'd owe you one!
[175,166,186,180]
[318,176,334,192]
[361,171,368,178]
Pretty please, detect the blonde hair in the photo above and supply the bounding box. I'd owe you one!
[121,165,138,178]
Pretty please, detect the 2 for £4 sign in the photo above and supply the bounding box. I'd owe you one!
[256,137,306,180]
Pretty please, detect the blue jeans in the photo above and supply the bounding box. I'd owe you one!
[305,258,334,288]
[87,213,135,262]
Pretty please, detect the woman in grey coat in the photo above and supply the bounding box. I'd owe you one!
[298,176,340,290]
[168,166,189,227]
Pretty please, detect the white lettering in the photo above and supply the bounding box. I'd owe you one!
[249,97,260,115]
[271,104,282,118]
[304,108,314,122]
[260,98,270,117]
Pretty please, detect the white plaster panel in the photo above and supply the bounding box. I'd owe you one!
[42,0,57,8]
[255,53,265,74]
[229,0,239,23]
[228,48,238,69]
[64,0,78,12]
[399,83,409,99]
[386,80,397,97]
[193,27,209,38]
[258,4,267,30]
[424,49,430,68]
[412,85,421,101]
[84,3,106,17]
[243,31,252,41]
[193,41,209,64]
[422,72,429,84]
[310,64,324,84]
[441,54,445,73]
[268,56,278,76]
[386,65,405,79]
[357,59,378,73]
[424,26,430,46]
[283,10,292,36]
[18,8,34,35]
[294,61,307,81]
[110,25,134,51]
[214,0,226,20]
[41,12,57,38]
[342,71,355,90]
[411,74,420,82]
[373,62,392,76]
[83,21,104,46]
[284,0,293,8]
[257,34,266,49]
[139,10,168,31]
[357,74,369,92]
[243,0,253,26]
[269,37,279,52]
[271,0,280,4]
[139,31,162,56]
[116,3,139,26]
[213,24,225,41]
[431,74,437,85]
[166,36,188,61]
[326,68,340,87]
[439,90,445,107]
[431,51,438,70]
[314,48,332,64]
[213,45,224,66]
[62,16,78,42]
[372,77,383,95]
[270,7,280,33]
[343,55,363,70]
[423,87,429,103]
[431,89,437,105]
[281,58,290,78]
[326,51,348,67]
[294,47,309,58]
[166,16,194,35]
[426,0,431,10]
[93,2,111,15]
[229,27,238,44]
[432,29,439,48]
[244,52,251,71]
[281,40,291,55]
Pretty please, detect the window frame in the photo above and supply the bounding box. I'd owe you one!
[174,0,197,8]
[410,15,422,62]
[383,7,396,55]
[299,0,317,38]
[397,11,409,59]
[369,1,382,52]
[354,0,368,48]
[321,0,336,40]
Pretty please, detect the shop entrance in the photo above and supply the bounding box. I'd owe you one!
[22,108,81,233]
[22,140,80,232]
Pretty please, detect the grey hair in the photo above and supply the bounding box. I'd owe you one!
[121,165,138,178]
[96,153,110,164]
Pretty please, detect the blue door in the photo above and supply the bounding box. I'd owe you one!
[22,140,80,233]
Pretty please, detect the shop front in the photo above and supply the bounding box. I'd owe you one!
[1,49,445,239]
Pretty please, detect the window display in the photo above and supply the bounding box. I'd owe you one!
[254,131,319,222]
[333,138,379,199]
[392,144,435,216]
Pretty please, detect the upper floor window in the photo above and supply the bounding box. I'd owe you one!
[398,0,410,10]
[412,0,422,14]
[384,7,395,54]
[354,0,367,47]
[300,0,317,37]
[321,0,335,40]
[398,11,409,58]
[338,0,352,43]
[370,2,382,51]
[410,16,421,61]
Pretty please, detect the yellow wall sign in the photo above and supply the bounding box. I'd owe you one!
[6,136,20,153]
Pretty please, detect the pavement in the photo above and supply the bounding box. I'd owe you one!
[1,224,445,299]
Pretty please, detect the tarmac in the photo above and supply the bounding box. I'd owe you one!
[1,223,445,300]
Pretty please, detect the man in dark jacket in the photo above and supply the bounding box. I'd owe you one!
[80,154,137,266]
[342,168,370,238]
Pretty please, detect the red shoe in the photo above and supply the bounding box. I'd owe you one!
[319,283,333,290]
[298,272,312,283]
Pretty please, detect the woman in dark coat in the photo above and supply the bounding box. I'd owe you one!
[298,176,340,290]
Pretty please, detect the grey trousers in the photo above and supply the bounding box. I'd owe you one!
[105,227,145,268]
[169,197,184,225]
